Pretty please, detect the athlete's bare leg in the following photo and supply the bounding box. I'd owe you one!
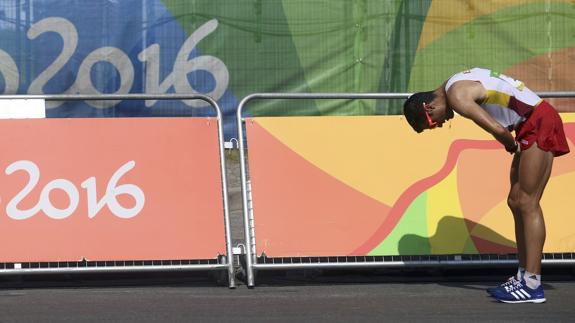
[508,154,526,269]
[515,143,553,274]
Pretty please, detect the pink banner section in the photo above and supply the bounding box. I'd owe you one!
[246,115,575,257]
[0,118,226,262]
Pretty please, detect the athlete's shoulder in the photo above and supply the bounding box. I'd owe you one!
[445,67,486,91]
[447,78,485,101]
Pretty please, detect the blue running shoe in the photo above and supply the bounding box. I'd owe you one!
[487,276,519,296]
[493,280,546,303]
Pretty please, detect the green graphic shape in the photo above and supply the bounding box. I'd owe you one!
[283,0,401,115]
[369,192,430,256]
[409,2,575,91]
[163,0,318,116]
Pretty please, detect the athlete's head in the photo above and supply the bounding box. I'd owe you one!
[403,90,454,133]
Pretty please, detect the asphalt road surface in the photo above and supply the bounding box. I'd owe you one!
[0,268,574,322]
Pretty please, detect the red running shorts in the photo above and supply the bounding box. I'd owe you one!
[515,100,570,157]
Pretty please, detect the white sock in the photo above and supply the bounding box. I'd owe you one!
[516,267,525,280]
[524,271,541,289]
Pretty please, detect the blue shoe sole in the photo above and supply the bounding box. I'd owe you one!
[498,297,546,304]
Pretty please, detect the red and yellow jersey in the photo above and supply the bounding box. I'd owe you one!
[445,67,542,129]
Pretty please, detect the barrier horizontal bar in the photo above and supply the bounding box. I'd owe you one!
[537,92,575,98]
[0,93,220,102]
[252,259,574,270]
[239,93,412,101]
[0,94,235,288]
[0,264,229,276]
[237,91,575,287]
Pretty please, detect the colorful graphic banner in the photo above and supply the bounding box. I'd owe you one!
[0,118,226,262]
[2,1,574,141]
[246,114,575,257]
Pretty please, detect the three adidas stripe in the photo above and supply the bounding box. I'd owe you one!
[511,289,531,300]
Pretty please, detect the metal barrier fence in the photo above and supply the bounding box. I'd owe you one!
[237,92,575,287]
[0,94,235,288]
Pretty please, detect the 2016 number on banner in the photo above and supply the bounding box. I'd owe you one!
[5,160,145,220]
[0,18,228,109]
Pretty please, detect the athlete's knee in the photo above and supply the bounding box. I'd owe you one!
[507,194,519,212]
[515,190,540,215]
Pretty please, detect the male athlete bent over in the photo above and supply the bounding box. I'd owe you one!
[403,67,570,303]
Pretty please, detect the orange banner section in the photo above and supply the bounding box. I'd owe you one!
[246,115,575,257]
[0,118,225,262]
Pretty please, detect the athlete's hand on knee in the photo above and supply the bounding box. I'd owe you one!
[506,142,520,154]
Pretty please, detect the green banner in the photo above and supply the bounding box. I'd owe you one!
[1,1,574,139]
[167,0,575,120]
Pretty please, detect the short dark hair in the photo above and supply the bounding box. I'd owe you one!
[403,91,436,133]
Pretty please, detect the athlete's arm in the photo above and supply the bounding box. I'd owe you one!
[446,80,518,152]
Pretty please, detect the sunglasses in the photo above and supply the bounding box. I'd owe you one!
[422,102,437,129]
